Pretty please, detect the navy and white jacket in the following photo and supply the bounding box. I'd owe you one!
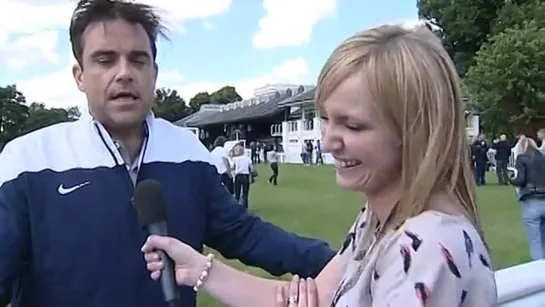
[0,114,334,307]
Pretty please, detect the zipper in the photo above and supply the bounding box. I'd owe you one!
[93,121,150,203]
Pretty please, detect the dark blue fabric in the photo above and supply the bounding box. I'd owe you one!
[0,160,334,307]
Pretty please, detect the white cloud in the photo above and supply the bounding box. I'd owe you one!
[0,31,60,69]
[0,0,233,68]
[253,0,337,49]
[15,57,310,110]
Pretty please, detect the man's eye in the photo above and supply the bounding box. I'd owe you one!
[132,58,147,65]
[97,58,113,64]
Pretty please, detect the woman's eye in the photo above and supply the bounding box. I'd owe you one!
[346,125,363,131]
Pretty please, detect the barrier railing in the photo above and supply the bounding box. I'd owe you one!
[496,260,545,306]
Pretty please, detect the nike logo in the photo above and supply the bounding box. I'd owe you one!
[58,182,90,195]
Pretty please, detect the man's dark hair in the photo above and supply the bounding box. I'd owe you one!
[214,136,226,147]
[69,0,167,66]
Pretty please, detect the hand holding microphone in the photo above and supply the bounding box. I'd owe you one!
[134,179,208,290]
[141,234,208,287]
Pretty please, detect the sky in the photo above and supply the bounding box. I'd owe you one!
[0,0,418,112]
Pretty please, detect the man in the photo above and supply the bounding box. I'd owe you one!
[211,136,233,194]
[0,1,334,306]
[471,133,488,185]
[538,128,545,153]
[492,134,511,185]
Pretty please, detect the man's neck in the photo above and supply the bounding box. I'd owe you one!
[108,124,145,160]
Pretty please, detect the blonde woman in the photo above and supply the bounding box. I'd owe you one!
[140,25,497,306]
[509,136,545,260]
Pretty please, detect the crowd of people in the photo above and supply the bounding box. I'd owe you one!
[469,130,545,262]
[209,136,280,208]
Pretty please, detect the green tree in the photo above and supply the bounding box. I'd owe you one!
[22,102,81,134]
[0,85,81,143]
[153,87,189,122]
[0,85,30,142]
[417,0,504,75]
[465,21,545,137]
[209,86,242,105]
[188,91,211,110]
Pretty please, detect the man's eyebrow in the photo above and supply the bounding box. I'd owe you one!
[90,50,117,58]
[129,50,151,59]
[89,50,151,58]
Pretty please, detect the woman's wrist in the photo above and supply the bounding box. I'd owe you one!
[191,253,215,291]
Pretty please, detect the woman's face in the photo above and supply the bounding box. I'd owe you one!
[321,73,401,194]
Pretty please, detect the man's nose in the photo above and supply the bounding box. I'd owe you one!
[114,59,134,83]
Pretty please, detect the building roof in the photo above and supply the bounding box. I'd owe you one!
[175,94,289,127]
[173,109,217,127]
[279,87,316,106]
[174,86,318,127]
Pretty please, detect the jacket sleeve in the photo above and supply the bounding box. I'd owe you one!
[201,162,335,278]
[509,156,527,187]
[0,144,30,305]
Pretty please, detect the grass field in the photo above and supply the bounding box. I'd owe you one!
[198,164,528,306]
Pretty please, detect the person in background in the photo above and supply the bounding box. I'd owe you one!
[255,141,262,163]
[492,134,511,185]
[300,142,308,165]
[306,139,314,165]
[509,136,545,260]
[315,140,324,165]
[232,144,253,208]
[250,141,258,164]
[268,144,279,186]
[262,142,269,163]
[471,133,489,185]
[537,128,545,153]
[0,1,336,306]
[211,136,233,194]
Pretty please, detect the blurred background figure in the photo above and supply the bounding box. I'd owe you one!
[268,144,279,186]
[211,136,234,194]
[492,134,511,185]
[471,133,489,185]
[232,144,253,208]
[509,136,545,260]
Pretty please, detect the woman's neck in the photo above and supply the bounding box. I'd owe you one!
[366,183,400,225]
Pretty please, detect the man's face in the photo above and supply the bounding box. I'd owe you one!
[538,130,545,140]
[72,18,157,129]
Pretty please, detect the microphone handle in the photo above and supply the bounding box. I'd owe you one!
[147,221,179,304]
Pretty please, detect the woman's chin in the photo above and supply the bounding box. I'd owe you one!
[336,174,363,191]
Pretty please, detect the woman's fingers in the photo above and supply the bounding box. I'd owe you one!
[143,251,160,262]
[275,285,287,306]
[306,278,318,306]
[150,270,161,280]
[146,261,164,272]
[288,275,300,306]
[297,278,307,306]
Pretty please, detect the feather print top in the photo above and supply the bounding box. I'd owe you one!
[331,208,497,307]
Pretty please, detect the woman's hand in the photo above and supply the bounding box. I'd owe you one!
[141,235,207,287]
[275,275,318,307]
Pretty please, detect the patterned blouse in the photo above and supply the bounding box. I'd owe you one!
[331,207,497,306]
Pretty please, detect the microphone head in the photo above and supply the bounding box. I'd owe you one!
[134,179,167,228]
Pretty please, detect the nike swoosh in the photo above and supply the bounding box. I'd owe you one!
[58,182,90,195]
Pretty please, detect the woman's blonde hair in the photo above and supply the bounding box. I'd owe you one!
[316,24,481,233]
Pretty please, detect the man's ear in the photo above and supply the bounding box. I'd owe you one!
[72,63,85,92]
[153,62,158,87]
